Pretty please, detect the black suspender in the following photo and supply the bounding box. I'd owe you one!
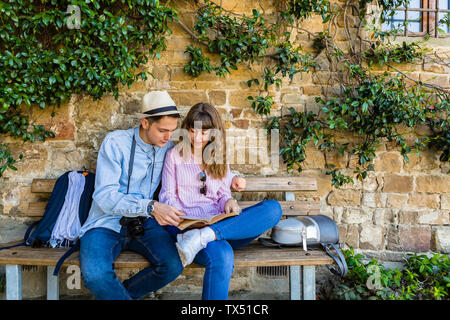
[126,135,136,195]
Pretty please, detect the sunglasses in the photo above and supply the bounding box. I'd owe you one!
[199,171,207,195]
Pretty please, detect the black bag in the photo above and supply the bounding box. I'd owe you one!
[0,170,95,275]
[259,214,348,277]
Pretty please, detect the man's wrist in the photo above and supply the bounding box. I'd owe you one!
[146,200,157,217]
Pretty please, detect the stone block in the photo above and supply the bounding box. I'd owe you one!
[30,102,75,141]
[301,149,325,170]
[374,208,395,225]
[327,189,361,206]
[386,194,408,208]
[407,194,440,209]
[2,144,48,178]
[415,175,450,194]
[342,207,372,224]
[442,194,450,210]
[338,224,359,249]
[423,63,446,73]
[398,210,418,224]
[362,192,387,208]
[167,90,208,107]
[74,94,120,130]
[229,91,259,108]
[232,119,249,130]
[374,152,403,173]
[387,225,431,252]
[208,90,227,106]
[281,93,303,104]
[419,73,450,88]
[417,210,449,225]
[382,174,413,193]
[403,151,439,173]
[360,225,385,250]
[324,150,348,169]
[361,172,383,192]
[431,226,450,253]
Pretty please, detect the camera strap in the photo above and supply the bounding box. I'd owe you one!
[127,135,136,195]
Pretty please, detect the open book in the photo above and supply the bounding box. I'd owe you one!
[178,212,239,230]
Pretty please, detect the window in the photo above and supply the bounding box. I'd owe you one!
[382,0,450,37]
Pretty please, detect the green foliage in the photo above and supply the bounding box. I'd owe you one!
[365,41,427,66]
[1,0,448,184]
[182,0,449,188]
[333,248,450,300]
[283,0,332,22]
[0,0,177,176]
[0,143,22,176]
[188,1,276,77]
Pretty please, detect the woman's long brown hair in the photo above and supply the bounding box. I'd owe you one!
[181,102,227,180]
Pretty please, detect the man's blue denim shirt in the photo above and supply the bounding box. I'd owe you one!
[79,126,174,238]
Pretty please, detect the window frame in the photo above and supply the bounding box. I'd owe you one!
[384,0,450,37]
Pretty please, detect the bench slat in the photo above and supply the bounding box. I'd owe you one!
[0,242,333,268]
[28,200,320,217]
[244,177,317,191]
[31,176,318,193]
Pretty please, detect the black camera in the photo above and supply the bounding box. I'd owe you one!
[119,216,147,238]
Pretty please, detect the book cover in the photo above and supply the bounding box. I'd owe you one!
[177,212,239,230]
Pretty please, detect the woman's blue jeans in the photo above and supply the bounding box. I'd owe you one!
[166,199,282,300]
[79,218,183,300]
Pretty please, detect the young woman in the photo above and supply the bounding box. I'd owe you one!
[158,102,282,300]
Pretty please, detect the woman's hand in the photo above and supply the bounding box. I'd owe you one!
[231,176,246,192]
[151,202,185,226]
[224,198,241,214]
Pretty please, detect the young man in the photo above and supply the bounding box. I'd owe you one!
[78,91,245,300]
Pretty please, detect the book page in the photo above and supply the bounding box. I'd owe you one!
[181,215,217,222]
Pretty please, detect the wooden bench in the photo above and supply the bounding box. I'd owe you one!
[0,176,334,300]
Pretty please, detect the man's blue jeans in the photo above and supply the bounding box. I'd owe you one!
[79,218,183,300]
[166,199,282,300]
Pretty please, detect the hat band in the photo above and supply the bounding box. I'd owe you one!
[143,106,178,116]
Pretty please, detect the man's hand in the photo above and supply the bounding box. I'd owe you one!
[231,176,246,192]
[224,198,241,214]
[151,202,185,226]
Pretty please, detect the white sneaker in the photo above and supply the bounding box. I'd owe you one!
[176,227,215,267]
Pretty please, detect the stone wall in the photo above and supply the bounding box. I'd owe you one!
[0,0,449,299]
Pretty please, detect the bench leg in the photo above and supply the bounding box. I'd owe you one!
[6,264,22,300]
[289,266,301,300]
[302,266,316,300]
[47,266,59,300]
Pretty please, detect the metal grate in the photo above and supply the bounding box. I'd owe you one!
[256,266,288,278]
[21,265,39,272]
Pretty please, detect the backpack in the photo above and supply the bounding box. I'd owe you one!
[0,170,95,276]
[259,214,348,277]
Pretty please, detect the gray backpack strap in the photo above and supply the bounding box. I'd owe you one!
[322,243,348,277]
[127,135,136,195]
[258,237,284,248]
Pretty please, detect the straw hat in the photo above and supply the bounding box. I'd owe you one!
[137,90,179,119]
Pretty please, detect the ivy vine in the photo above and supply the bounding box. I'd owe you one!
[0,0,449,188]
[182,0,450,187]
[0,0,176,175]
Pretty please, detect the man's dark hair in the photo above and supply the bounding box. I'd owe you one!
[145,113,180,125]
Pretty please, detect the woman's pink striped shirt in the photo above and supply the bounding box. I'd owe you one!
[158,147,233,218]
